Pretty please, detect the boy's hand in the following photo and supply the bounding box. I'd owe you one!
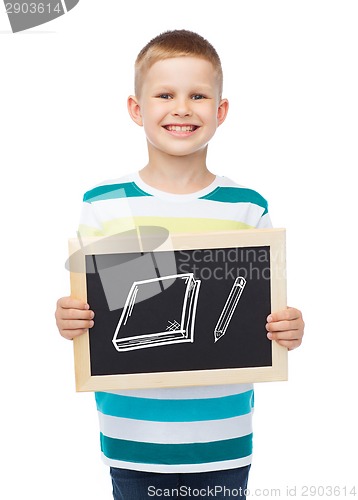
[266,307,304,351]
[55,296,94,340]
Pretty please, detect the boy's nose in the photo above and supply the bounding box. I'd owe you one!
[171,99,192,117]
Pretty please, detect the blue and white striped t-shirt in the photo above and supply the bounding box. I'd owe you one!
[78,171,271,473]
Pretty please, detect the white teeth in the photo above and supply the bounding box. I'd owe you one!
[166,125,196,132]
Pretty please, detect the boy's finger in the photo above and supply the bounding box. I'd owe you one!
[60,308,94,320]
[275,338,303,351]
[57,296,90,310]
[266,306,301,323]
[267,329,299,341]
[265,318,301,333]
[62,319,94,331]
[61,328,91,340]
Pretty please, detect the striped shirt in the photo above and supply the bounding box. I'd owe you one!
[78,171,271,473]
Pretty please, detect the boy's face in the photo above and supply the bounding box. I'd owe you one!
[128,57,228,160]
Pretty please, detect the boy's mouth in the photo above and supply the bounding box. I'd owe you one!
[163,124,199,133]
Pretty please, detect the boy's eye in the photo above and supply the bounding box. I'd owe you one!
[156,93,206,100]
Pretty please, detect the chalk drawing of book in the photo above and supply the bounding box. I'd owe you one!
[214,277,247,343]
[112,273,201,352]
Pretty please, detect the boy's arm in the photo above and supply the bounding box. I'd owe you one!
[55,297,95,340]
[265,307,304,351]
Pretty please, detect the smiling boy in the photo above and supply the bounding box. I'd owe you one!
[55,30,304,499]
[128,55,227,187]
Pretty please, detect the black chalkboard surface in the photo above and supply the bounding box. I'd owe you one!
[69,228,287,391]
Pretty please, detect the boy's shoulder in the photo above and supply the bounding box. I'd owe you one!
[207,175,268,211]
[82,172,140,203]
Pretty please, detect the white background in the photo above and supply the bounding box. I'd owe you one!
[1,1,357,498]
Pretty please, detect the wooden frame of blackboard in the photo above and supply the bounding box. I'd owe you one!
[69,228,287,392]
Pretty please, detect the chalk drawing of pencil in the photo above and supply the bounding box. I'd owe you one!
[214,277,246,343]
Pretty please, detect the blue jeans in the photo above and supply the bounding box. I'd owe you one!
[110,465,251,499]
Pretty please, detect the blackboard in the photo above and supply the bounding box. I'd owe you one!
[69,228,287,391]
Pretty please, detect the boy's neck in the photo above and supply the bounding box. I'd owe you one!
[139,146,216,194]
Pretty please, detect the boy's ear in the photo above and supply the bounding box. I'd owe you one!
[127,95,143,126]
[217,98,229,126]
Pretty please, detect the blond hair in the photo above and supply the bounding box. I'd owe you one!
[134,29,223,97]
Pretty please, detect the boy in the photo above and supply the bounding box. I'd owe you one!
[55,30,304,499]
